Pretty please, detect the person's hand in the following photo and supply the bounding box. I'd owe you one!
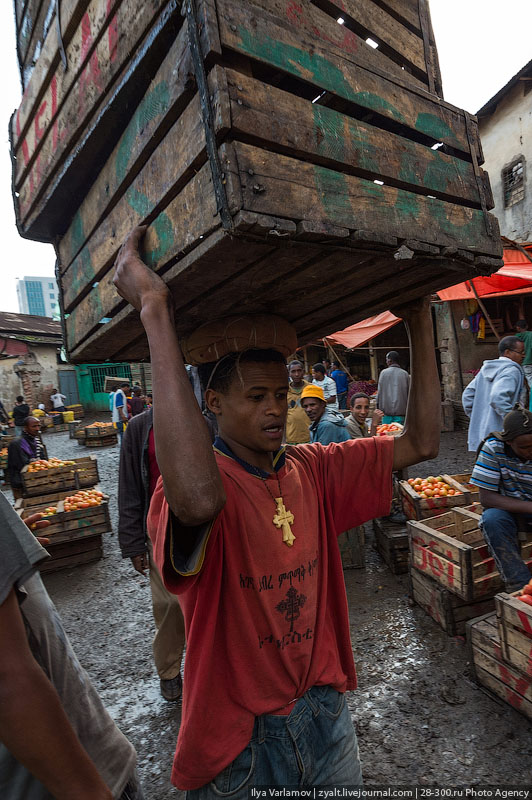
[373,409,384,423]
[113,226,172,313]
[24,513,51,546]
[131,553,149,576]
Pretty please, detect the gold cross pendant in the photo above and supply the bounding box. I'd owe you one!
[273,497,295,547]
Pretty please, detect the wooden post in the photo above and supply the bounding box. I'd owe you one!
[325,339,355,381]
[369,339,379,382]
[467,281,500,341]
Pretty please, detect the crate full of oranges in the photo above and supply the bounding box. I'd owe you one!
[17,487,110,538]
[399,474,471,521]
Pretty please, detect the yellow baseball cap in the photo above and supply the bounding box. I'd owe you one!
[300,384,325,402]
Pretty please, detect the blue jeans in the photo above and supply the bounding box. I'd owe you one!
[480,508,532,591]
[187,686,362,799]
[337,392,348,410]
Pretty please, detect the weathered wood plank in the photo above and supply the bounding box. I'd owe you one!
[217,0,476,156]
[19,0,55,87]
[13,0,125,175]
[61,72,229,311]
[16,0,170,224]
[312,0,427,77]
[58,24,194,272]
[231,142,500,255]
[375,0,421,33]
[15,0,31,32]
[226,69,489,208]
[17,0,46,68]
[64,156,234,351]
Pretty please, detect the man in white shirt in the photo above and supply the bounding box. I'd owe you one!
[50,389,67,412]
[112,383,130,443]
[312,363,338,410]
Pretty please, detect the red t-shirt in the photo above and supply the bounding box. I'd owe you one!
[147,428,161,498]
[147,436,393,790]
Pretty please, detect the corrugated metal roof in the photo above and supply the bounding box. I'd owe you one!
[0,312,62,339]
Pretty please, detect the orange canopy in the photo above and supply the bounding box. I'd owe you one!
[436,247,532,301]
[326,311,402,349]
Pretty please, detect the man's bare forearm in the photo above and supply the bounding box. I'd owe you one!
[393,303,440,470]
[479,487,532,515]
[140,299,225,524]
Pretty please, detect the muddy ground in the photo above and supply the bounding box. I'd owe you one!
[3,427,532,796]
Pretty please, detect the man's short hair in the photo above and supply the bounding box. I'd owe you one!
[288,360,303,370]
[16,395,24,403]
[199,349,286,394]
[331,361,341,369]
[120,382,130,389]
[499,335,521,356]
[22,416,38,428]
[312,363,325,375]
[350,392,369,407]
[516,320,528,331]
[386,351,400,364]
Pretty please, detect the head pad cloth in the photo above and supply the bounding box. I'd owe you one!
[181,314,298,366]
[300,384,325,402]
[496,406,532,441]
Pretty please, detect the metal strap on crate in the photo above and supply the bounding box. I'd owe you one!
[184,0,233,231]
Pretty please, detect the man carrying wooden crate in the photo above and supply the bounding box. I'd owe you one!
[113,227,440,794]
[470,407,532,591]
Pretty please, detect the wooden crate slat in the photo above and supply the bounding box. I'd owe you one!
[373,517,409,574]
[57,23,194,272]
[410,567,495,636]
[17,0,47,68]
[60,75,229,312]
[495,593,532,674]
[225,69,488,209]
[312,0,427,79]
[376,0,422,33]
[16,0,171,228]
[231,142,499,255]
[217,0,478,158]
[399,477,473,520]
[410,538,465,595]
[19,0,55,86]
[40,541,103,573]
[20,457,99,496]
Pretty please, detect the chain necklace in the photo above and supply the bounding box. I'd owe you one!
[251,468,296,547]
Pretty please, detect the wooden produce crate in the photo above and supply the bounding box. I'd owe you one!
[78,433,118,448]
[85,423,116,438]
[338,527,365,570]
[20,456,99,497]
[44,423,69,433]
[409,505,532,602]
[69,420,83,439]
[10,0,502,363]
[495,593,532,677]
[373,517,409,574]
[399,474,471,521]
[467,613,532,721]
[450,473,479,495]
[410,567,495,636]
[66,404,85,418]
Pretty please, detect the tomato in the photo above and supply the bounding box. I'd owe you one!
[522,584,532,596]
[424,489,434,497]
[447,489,455,496]
[418,492,427,498]
[432,490,441,497]
[518,594,532,607]
[440,488,448,496]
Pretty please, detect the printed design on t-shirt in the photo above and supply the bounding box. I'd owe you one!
[240,555,319,650]
[276,586,306,632]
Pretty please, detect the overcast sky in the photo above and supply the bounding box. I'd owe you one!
[0,0,530,313]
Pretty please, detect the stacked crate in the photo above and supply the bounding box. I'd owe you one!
[467,595,532,721]
[408,505,532,636]
[373,517,409,574]
[16,486,111,573]
[11,0,501,362]
[17,457,109,571]
[76,423,118,447]
[399,474,472,520]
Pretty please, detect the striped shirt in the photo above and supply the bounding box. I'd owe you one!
[471,436,532,499]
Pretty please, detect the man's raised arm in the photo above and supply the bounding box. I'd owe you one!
[113,227,225,525]
[392,298,440,470]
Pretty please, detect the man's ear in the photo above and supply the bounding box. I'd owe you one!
[205,388,222,416]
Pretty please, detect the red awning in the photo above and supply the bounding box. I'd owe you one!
[326,311,402,349]
[437,247,532,301]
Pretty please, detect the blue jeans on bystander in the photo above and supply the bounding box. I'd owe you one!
[480,508,532,591]
[187,686,362,799]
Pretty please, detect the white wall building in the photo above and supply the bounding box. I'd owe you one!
[16,276,59,318]
[478,59,532,243]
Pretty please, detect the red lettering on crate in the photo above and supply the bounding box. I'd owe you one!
[16,114,30,167]
[34,99,47,142]
[517,609,532,637]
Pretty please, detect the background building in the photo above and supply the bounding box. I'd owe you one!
[16,276,59,317]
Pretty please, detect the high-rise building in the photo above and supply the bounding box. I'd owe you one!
[17,276,59,318]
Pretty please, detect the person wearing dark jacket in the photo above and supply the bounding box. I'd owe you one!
[300,384,349,445]
[118,408,185,701]
[7,417,47,499]
[12,396,30,437]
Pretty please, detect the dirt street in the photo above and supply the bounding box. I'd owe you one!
[3,428,531,796]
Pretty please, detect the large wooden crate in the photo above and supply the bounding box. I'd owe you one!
[78,433,118,448]
[373,517,409,574]
[16,486,110,573]
[495,593,532,677]
[399,474,471,520]
[450,473,479,496]
[20,456,99,497]
[408,505,532,602]
[410,567,495,636]
[11,0,501,362]
[467,613,532,721]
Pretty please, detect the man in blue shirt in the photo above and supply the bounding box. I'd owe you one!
[300,384,349,445]
[471,407,532,591]
[330,362,349,410]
